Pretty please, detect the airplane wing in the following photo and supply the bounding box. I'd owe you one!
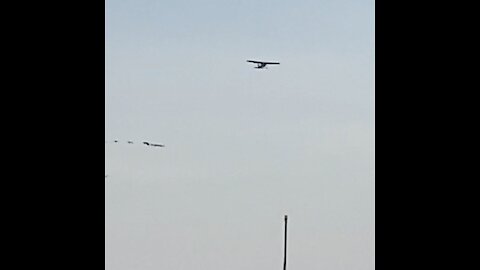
[247,60,280,65]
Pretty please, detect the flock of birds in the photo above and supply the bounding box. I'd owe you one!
[105,140,165,148]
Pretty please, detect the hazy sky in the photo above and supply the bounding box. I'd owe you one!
[105,0,374,269]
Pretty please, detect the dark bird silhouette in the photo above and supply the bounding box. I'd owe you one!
[143,141,165,147]
[150,143,165,147]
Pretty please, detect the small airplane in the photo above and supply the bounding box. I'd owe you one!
[247,60,280,69]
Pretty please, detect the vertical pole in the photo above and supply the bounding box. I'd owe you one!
[284,215,288,270]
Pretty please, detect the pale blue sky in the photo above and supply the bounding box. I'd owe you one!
[106,0,374,269]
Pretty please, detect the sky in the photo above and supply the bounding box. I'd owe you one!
[105,0,375,269]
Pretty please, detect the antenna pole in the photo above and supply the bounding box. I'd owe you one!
[283,215,288,270]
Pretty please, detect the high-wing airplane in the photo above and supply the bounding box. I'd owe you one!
[247,60,280,69]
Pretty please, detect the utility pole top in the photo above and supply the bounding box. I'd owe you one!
[283,215,288,270]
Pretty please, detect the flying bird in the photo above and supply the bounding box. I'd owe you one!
[143,142,165,147]
[150,143,165,147]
